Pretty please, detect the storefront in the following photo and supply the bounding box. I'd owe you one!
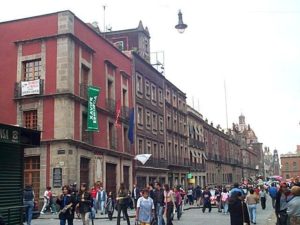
[0,124,40,225]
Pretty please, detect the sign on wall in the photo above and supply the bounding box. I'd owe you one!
[53,168,62,188]
[21,79,40,96]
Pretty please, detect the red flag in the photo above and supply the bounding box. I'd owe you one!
[115,99,121,128]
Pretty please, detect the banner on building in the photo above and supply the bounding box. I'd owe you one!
[115,99,121,128]
[87,86,100,131]
[21,79,40,96]
[128,108,134,144]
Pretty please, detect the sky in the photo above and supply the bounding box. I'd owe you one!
[1,0,300,155]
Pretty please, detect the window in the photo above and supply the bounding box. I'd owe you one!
[23,110,37,130]
[151,84,157,103]
[109,122,116,149]
[178,99,182,110]
[23,59,42,81]
[152,113,157,132]
[82,113,93,144]
[123,127,129,152]
[122,88,128,107]
[107,79,114,100]
[145,80,150,99]
[173,113,177,132]
[153,143,158,159]
[146,110,151,129]
[285,162,289,171]
[158,88,163,106]
[146,141,151,154]
[166,89,170,102]
[80,157,90,185]
[138,139,144,154]
[167,114,171,129]
[160,144,165,159]
[293,162,297,171]
[173,94,177,107]
[136,74,143,95]
[159,116,164,134]
[137,106,143,126]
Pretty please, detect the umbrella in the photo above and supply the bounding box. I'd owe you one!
[134,154,152,165]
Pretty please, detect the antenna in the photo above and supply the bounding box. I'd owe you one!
[224,80,229,130]
[103,5,107,32]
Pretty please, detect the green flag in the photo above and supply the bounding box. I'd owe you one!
[87,86,100,131]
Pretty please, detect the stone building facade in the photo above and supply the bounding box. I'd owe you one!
[187,105,206,187]
[280,146,300,180]
[0,10,134,199]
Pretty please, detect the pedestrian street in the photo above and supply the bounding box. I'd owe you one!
[31,199,276,225]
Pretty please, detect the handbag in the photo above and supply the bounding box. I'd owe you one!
[241,202,248,225]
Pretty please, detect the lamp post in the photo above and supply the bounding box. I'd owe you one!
[175,10,188,33]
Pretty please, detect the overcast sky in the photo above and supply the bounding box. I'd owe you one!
[1,0,300,155]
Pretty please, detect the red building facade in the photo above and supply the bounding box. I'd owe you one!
[0,11,133,198]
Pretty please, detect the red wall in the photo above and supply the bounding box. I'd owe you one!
[0,14,58,126]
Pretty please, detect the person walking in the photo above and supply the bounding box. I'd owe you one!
[202,186,212,213]
[259,188,267,210]
[245,189,259,224]
[116,183,130,225]
[97,186,107,215]
[174,186,183,220]
[228,192,250,225]
[56,185,76,225]
[136,188,155,225]
[287,185,300,225]
[76,183,93,225]
[41,186,53,214]
[215,187,222,212]
[132,184,140,209]
[105,191,115,220]
[154,182,165,225]
[90,183,99,215]
[164,184,175,225]
[221,188,229,215]
[275,182,293,225]
[268,183,277,208]
[186,185,194,205]
[194,185,202,207]
[23,184,35,225]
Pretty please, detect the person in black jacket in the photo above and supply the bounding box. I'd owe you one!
[76,183,93,225]
[56,185,76,225]
[228,192,250,225]
[275,183,293,225]
[132,184,140,209]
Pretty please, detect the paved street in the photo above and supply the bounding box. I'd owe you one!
[30,200,277,225]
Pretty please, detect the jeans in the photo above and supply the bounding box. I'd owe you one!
[24,200,34,225]
[60,218,73,225]
[117,204,130,225]
[248,204,257,223]
[222,202,228,214]
[99,200,105,214]
[156,203,164,225]
[166,202,173,225]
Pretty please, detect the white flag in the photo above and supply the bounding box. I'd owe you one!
[134,154,152,165]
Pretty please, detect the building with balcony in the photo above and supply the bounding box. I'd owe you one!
[187,105,206,187]
[0,10,134,199]
[203,121,243,187]
[165,79,189,188]
[280,146,300,180]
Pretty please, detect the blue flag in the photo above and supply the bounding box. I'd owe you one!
[128,108,134,144]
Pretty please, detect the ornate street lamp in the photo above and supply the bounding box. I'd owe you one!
[175,10,188,33]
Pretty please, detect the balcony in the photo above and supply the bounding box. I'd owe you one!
[14,79,44,98]
[189,139,205,149]
[106,98,116,113]
[191,163,206,172]
[121,106,130,120]
[137,158,168,169]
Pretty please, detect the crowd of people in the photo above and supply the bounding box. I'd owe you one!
[21,178,300,225]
